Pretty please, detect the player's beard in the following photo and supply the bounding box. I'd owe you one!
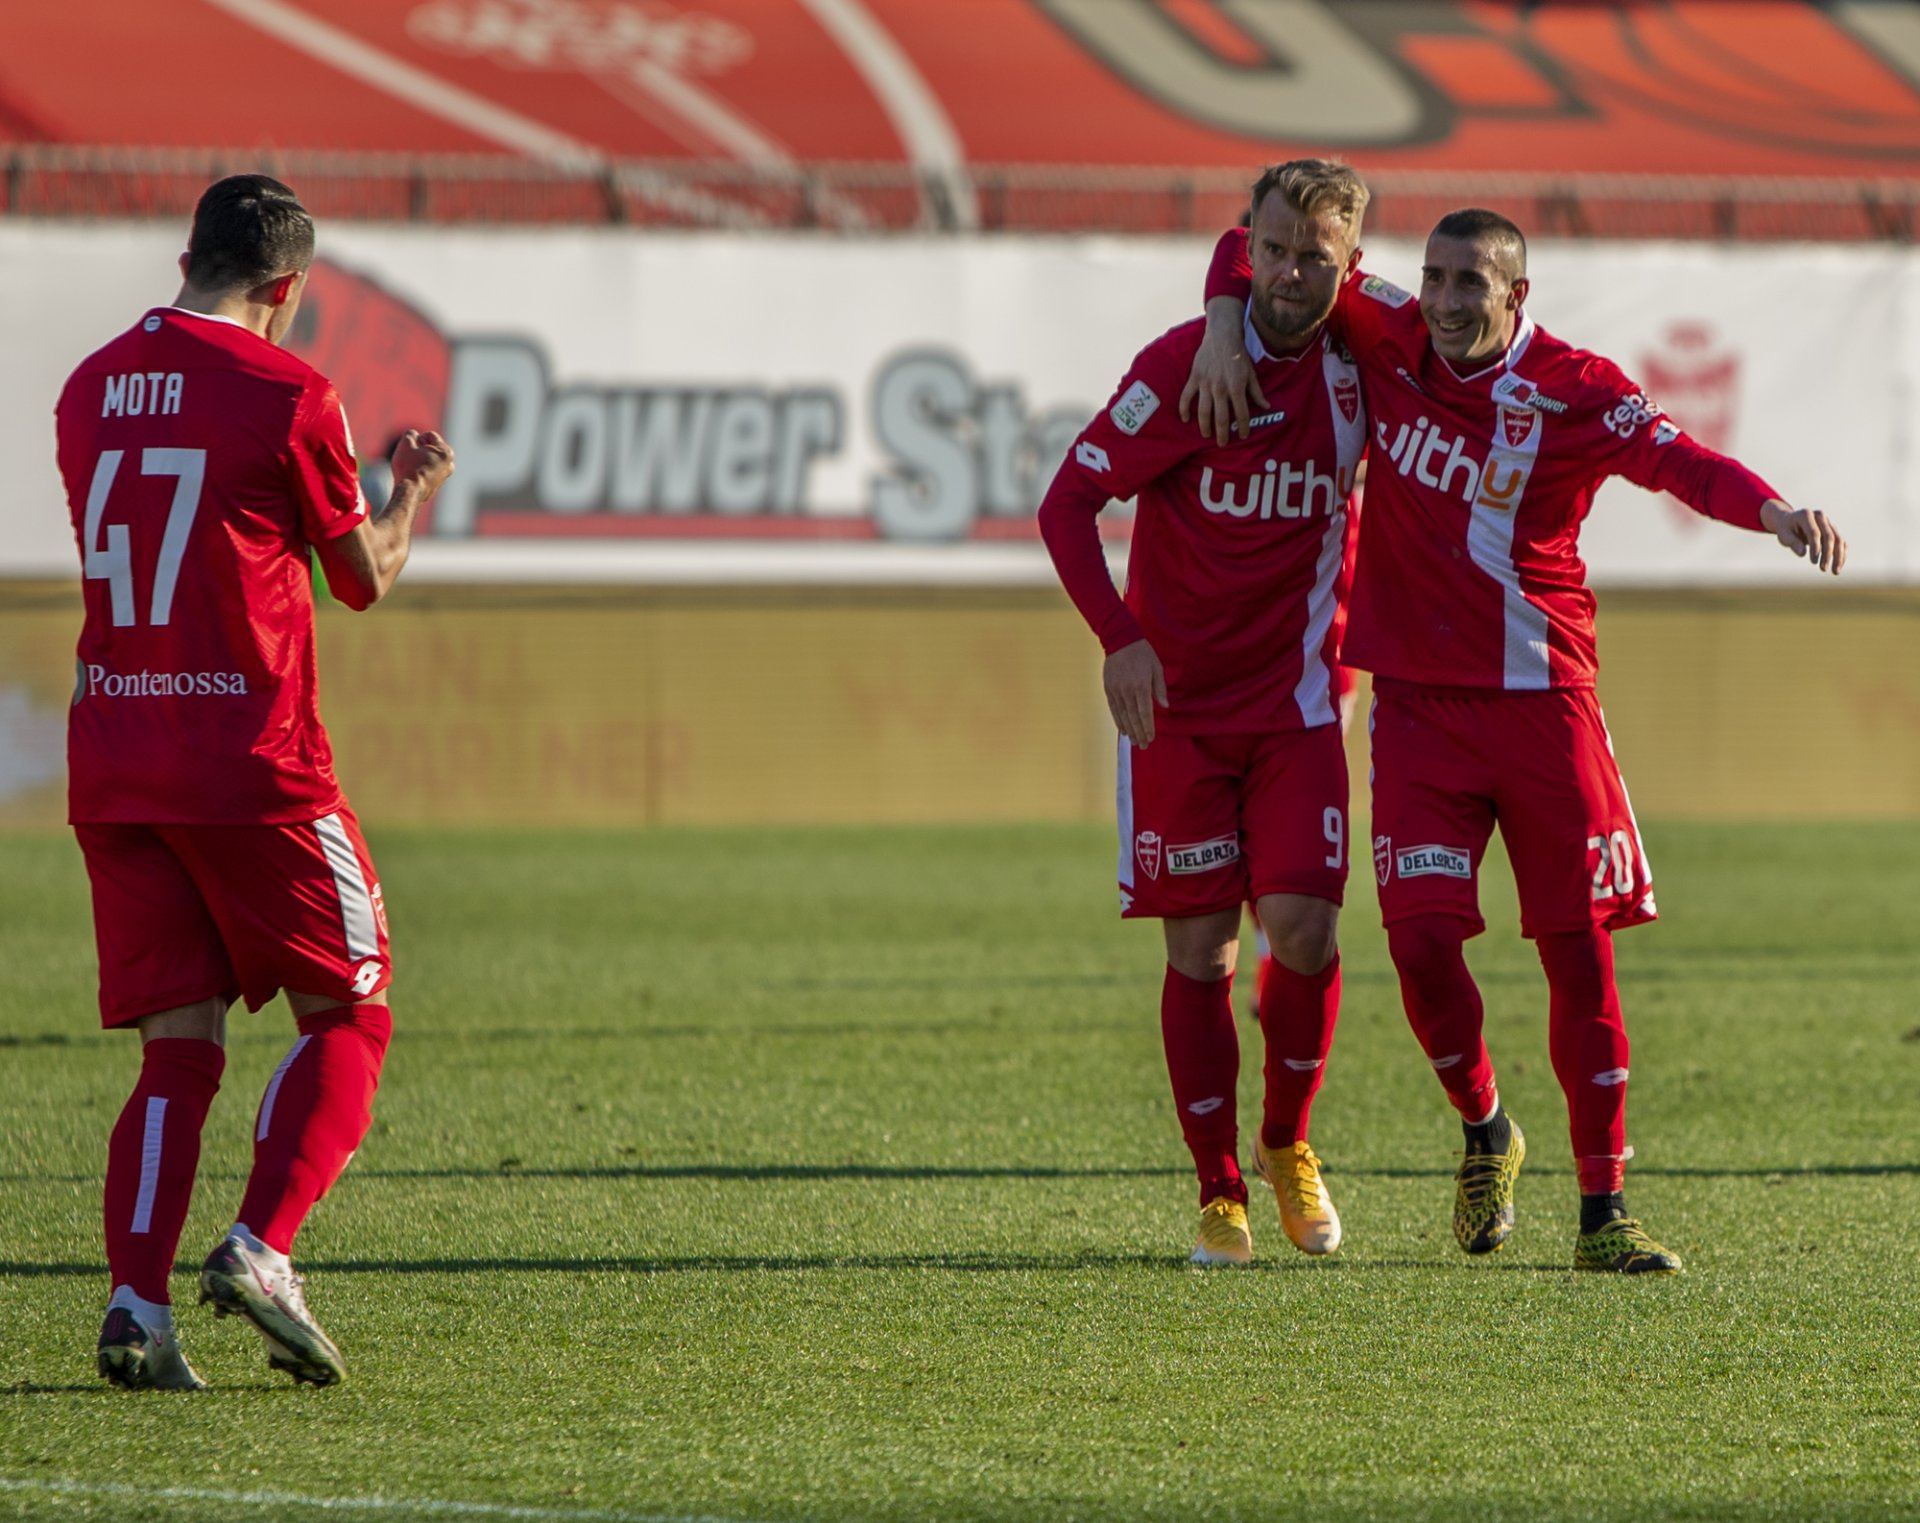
[1252,287,1333,346]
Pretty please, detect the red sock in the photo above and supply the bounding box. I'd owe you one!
[1258,955,1340,1148]
[1161,966,1245,1205]
[237,1005,392,1255]
[1538,928,1631,1195]
[103,1038,225,1304]
[1388,915,1498,1122]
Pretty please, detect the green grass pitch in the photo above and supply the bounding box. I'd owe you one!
[1,822,1916,1522]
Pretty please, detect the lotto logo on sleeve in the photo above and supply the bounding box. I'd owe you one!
[1075,440,1111,473]
[1397,844,1473,880]
[1167,836,1241,875]
[1110,381,1160,436]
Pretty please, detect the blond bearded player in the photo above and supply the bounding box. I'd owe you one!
[1039,162,1372,1265]
[1189,201,1845,1273]
[58,175,453,1387]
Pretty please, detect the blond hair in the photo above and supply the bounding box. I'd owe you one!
[1250,159,1370,236]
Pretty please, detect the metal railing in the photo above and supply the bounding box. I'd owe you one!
[3,144,1915,241]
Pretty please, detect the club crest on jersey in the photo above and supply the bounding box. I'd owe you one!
[1334,376,1360,424]
[1110,380,1160,436]
[1359,275,1413,308]
[1499,406,1540,451]
[1373,835,1392,886]
[1167,835,1240,875]
[1135,830,1163,880]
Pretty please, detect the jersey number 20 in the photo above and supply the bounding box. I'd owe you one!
[83,448,206,627]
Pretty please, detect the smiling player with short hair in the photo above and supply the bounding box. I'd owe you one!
[1189,203,1845,1273]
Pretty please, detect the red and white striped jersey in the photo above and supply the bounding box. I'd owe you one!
[1040,313,1365,733]
[1207,231,1778,691]
[57,308,369,824]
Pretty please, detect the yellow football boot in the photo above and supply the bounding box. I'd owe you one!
[1189,1196,1253,1267]
[1254,1137,1343,1255]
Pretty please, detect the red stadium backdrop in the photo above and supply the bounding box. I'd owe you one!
[2,1,1915,176]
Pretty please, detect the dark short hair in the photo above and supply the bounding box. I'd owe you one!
[1431,207,1527,283]
[184,175,315,293]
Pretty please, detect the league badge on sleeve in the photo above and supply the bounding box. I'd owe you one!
[1359,275,1413,308]
[1110,380,1160,436]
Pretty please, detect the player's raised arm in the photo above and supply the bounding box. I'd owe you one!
[316,430,455,609]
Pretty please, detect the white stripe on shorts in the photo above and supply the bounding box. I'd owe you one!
[1115,735,1135,890]
[130,1096,167,1233]
[256,1035,312,1142]
[313,812,380,962]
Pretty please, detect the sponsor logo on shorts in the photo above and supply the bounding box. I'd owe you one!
[1396,844,1472,880]
[1167,835,1240,875]
[80,663,248,699]
[1246,409,1287,431]
[350,958,385,997]
[1110,380,1160,436]
[1373,834,1392,885]
[1135,830,1163,880]
[1075,440,1110,473]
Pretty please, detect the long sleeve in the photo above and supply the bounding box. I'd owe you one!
[1038,461,1143,654]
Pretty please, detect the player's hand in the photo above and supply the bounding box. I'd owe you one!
[1104,639,1169,748]
[1178,304,1267,447]
[392,429,456,497]
[1760,499,1846,575]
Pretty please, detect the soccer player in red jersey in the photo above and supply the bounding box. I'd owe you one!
[1187,195,1845,1274]
[57,175,454,1387]
[1039,162,1372,1266]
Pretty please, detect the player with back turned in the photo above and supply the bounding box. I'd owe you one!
[1189,194,1846,1273]
[1038,162,1372,1266]
[56,174,454,1387]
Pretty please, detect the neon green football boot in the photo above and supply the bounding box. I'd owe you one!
[1573,1217,1683,1275]
[1453,1117,1525,1254]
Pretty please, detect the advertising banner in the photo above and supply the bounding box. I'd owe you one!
[3,225,1914,583]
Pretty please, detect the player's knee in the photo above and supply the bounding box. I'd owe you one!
[1536,927,1613,1005]
[1163,910,1241,982]
[1259,899,1339,975]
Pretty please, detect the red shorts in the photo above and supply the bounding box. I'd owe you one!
[1367,685,1655,939]
[76,806,392,1027]
[1116,725,1349,919]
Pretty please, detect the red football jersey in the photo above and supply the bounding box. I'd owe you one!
[1207,232,1778,690]
[1040,313,1366,733]
[56,308,369,824]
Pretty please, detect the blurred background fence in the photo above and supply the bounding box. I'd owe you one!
[5,0,1919,828]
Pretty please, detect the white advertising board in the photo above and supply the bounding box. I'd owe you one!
[2,224,1912,583]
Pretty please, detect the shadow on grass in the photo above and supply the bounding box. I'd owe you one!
[0,1252,1573,1277]
[4,1161,1915,1187]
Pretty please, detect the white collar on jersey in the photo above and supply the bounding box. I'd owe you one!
[1241,300,1323,366]
[1441,308,1537,385]
[159,306,249,330]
